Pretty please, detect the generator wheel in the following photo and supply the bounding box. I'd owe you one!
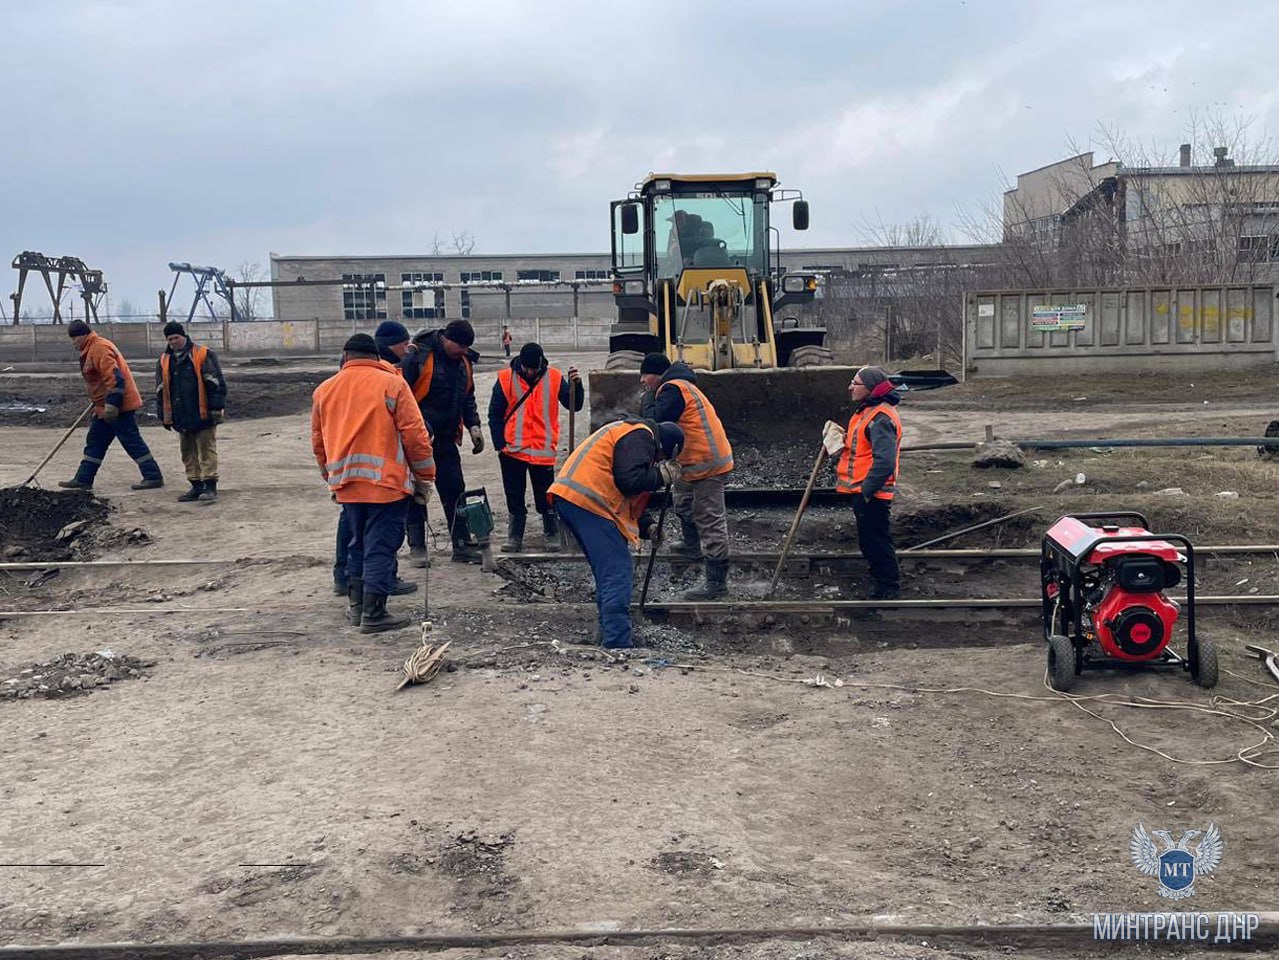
[1047,634,1077,692]
[1190,636,1219,689]
[788,345,836,368]
[605,350,646,371]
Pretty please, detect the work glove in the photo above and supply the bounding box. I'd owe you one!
[102,403,120,423]
[212,409,225,423]
[567,365,580,383]
[413,479,434,505]
[469,425,485,454]
[821,420,846,456]
[658,459,682,487]
[639,515,663,543]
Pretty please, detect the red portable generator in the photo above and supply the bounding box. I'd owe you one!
[1040,512,1217,691]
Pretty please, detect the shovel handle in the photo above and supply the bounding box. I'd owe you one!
[21,402,94,488]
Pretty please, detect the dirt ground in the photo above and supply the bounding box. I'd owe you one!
[1,352,1278,957]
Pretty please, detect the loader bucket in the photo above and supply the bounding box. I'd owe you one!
[587,365,863,444]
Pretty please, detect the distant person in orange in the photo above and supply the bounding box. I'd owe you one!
[59,320,164,491]
[311,334,436,633]
[501,325,513,357]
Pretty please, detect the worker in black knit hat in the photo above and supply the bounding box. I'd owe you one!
[399,319,484,563]
[487,341,584,552]
[154,320,227,503]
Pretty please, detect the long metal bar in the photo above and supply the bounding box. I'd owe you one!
[904,437,1279,453]
[640,595,1279,613]
[903,505,1044,552]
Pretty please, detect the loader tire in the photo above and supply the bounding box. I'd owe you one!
[605,350,646,371]
[788,345,835,367]
[1190,636,1219,689]
[1047,634,1077,692]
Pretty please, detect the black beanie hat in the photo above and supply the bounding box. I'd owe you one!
[343,333,378,355]
[517,342,545,369]
[657,422,685,458]
[443,320,475,348]
[374,320,409,346]
[163,321,186,338]
[67,320,91,337]
[640,352,671,376]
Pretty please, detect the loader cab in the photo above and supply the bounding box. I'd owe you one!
[609,172,818,369]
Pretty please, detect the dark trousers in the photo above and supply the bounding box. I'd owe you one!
[555,500,634,649]
[499,452,555,518]
[423,439,466,545]
[335,507,402,585]
[342,497,409,596]
[852,496,900,592]
[74,411,162,485]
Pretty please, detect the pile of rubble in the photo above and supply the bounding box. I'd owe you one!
[0,650,151,701]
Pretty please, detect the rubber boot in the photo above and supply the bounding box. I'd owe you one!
[502,514,526,554]
[178,481,204,502]
[359,593,411,633]
[333,575,348,597]
[58,478,93,490]
[542,512,561,553]
[390,577,418,596]
[131,475,164,490]
[408,546,430,568]
[451,511,482,564]
[683,557,729,600]
[346,576,364,626]
[197,478,218,502]
[671,519,702,559]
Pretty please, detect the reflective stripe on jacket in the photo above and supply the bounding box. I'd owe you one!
[77,331,143,414]
[836,403,903,500]
[160,344,208,426]
[548,420,653,543]
[498,367,564,465]
[311,358,436,504]
[660,379,733,480]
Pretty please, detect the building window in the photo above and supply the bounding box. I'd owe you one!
[1239,235,1269,262]
[401,272,444,320]
[460,289,471,319]
[342,273,386,321]
[517,269,560,282]
[574,269,610,280]
[460,270,503,283]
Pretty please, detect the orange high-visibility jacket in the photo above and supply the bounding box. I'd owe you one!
[311,358,436,504]
[159,343,209,425]
[548,420,654,544]
[77,331,143,415]
[836,403,903,501]
[497,366,565,466]
[657,379,733,480]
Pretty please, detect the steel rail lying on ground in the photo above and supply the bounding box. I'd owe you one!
[637,595,1279,613]
[502,544,1279,563]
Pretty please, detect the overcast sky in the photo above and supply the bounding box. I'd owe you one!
[4,0,1278,317]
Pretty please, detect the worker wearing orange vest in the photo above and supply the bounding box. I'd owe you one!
[639,353,734,600]
[399,320,484,564]
[59,321,165,492]
[835,365,903,600]
[488,342,585,553]
[549,418,685,649]
[311,334,436,633]
[154,321,227,503]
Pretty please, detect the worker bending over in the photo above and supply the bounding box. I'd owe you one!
[639,352,733,599]
[549,418,684,649]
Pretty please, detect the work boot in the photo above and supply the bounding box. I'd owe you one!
[868,583,902,601]
[346,576,364,626]
[502,514,526,554]
[542,513,560,553]
[197,478,218,502]
[408,546,430,568]
[359,593,412,633]
[131,476,164,490]
[58,478,93,491]
[390,577,418,596]
[451,539,483,564]
[671,520,702,559]
[682,558,729,600]
[333,575,348,596]
[178,481,205,503]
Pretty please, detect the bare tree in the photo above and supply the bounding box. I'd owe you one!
[451,230,475,256]
[234,261,266,321]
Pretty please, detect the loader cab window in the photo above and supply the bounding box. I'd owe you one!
[653,191,768,279]
[612,202,645,273]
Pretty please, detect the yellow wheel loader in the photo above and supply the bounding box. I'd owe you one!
[589,172,856,441]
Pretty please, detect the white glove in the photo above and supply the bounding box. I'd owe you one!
[469,425,485,454]
[822,419,847,456]
[413,479,433,505]
[658,459,682,486]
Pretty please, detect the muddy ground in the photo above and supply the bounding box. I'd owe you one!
[1,353,1277,957]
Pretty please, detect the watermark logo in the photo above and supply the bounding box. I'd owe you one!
[1130,822,1224,900]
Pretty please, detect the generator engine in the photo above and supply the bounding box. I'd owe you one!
[1039,512,1216,691]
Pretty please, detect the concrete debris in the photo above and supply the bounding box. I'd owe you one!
[972,440,1025,469]
[1052,479,1073,493]
[1,651,152,701]
[1154,487,1186,496]
[1216,490,1240,499]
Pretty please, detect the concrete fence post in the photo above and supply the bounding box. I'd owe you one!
[145,322,154,354]
[313,319,321,352]
[222,318,231,354]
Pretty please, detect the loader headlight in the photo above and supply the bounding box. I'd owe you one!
[623,279,645,295]
[755,178,772,189]
[653,179,671,192]
[782,275,807,293]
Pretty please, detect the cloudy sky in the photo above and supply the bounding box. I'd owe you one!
[4,0,1278,317]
